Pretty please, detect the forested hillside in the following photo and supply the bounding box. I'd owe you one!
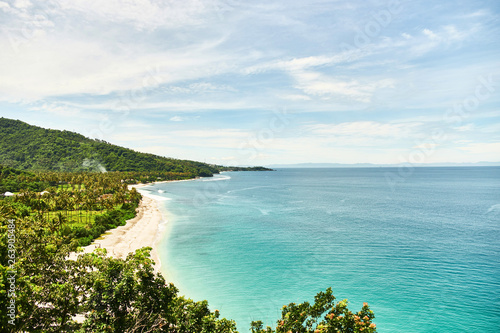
[0,118,219,175]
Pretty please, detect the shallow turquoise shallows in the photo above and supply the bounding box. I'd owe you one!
[143,167,500,332]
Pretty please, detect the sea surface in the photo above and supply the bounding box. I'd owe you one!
[145,167,500,332]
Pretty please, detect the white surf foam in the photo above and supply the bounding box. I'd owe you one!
[487,204,500,213]
[201,175,231,182]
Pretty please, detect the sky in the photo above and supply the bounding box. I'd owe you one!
[0,0,499,166]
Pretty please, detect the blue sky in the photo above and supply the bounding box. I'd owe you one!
[0,0,499,166]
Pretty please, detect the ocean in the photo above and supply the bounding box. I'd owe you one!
[144,167,500,332]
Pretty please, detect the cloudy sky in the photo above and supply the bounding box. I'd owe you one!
[0,0,499,166]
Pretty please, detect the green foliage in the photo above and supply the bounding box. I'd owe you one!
[0,170,142,247]
[0,168,239,332]
[0,204,238,332]
[250,288,376,333]
[1,215,81,332]
[76,248,178,332]
[0,165,49,193]
[0,118,220,176]
[0,165,375,332]
[0,118,272,176]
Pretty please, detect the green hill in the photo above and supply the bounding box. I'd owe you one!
[0,117,223,175]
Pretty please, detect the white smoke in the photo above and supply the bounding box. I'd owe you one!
[82,159,107,173]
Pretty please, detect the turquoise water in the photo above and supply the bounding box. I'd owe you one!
[147,167,500,332]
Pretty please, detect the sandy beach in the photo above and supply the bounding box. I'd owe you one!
[68,178,201,271]
[68,185,166,272]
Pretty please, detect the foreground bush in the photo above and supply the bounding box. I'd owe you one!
[251,288,376,333]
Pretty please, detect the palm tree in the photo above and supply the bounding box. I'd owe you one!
[58,190,69,219]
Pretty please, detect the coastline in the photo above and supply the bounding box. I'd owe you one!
[68,175,209,274]
[68,183,172,272]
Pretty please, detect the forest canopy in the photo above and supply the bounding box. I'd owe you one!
[0,118,271,175]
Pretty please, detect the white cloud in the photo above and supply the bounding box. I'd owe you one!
[47,99,259,113]
[454,124,474,132]
[170,116,184,122]
[55,0,223,31]
[481,123,500,134]
[423,28,439,40]
[0,32,236,101]
[215,156,236,161]
[401,33,412,39]
[140,100,257,112]
[413,143,438,149]
[168,115,202,122]
[244,51,366,75]
[114,128,252,153]
[280,94,311,101]
[29,102,81,117]
[163,82,237,95]
[243,49,397,103]
[412,25,473,56]
[0,0,246,102]
[292,70,395,102]
[14,0,31,9]
[171,129,248,139]
[443,25,468,42]
[0,1,10,10]
[305,121,420,138]
[458,142,500,154]
[0,0,499,166]
[460,9,490,18]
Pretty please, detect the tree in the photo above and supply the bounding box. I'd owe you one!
[77,248,178,332]
[0,166,375,332]
[1,215,82,332]
[250,288,376,333]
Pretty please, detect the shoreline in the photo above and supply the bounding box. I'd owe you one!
[68,193,165,272]
[68,175,210,273]
[68,177,205,272]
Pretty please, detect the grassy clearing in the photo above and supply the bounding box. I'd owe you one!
[56,184,86,192]
[43,209,103,224]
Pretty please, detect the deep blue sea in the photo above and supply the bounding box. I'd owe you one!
[145,167,500,332]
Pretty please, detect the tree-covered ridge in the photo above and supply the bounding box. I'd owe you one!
[0,117,248,175]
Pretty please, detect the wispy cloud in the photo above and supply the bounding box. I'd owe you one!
[169,115,200,122]
[29,102,81,117]
[292,71,395,102]
[0,0,499,164]
[243,52,365,74]
[459,142,500,154]
[170,116,185,122]
[305,121,420,138]
[0,35,243,102]
[55,0,227,31]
